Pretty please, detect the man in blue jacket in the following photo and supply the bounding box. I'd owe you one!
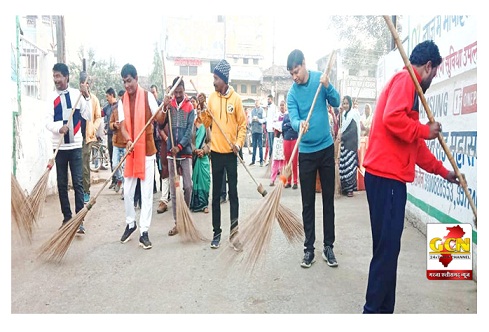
[286,49,341,269]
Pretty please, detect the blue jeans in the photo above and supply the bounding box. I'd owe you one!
[112,146,126,182]
[251,132,263,163]
[267,131,275,159]
[55,148,84,221]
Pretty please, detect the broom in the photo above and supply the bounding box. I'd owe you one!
[383,16,477,226]
[166,84,204,243]
[26,64,93,230]
[334,110,342,197]
[235,50,337,269]
[38,77,184,262]
[11,173,35,242]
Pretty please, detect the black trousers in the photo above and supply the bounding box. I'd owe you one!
[211,151,239,237]
[298,144,335,253]
[55,148,84,221]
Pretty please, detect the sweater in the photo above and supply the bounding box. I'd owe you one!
[46,87,92,150]
[199,86,247,153]
[362,67,449,183]
[287,70,340,153]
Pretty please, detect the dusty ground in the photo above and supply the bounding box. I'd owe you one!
[9,152,479,329]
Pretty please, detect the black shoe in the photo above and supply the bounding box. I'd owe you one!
[301,251,315,268]
[292,184,298,190]
[284,183,291,188]
[59,218,71,230]
[248,162,255,166]
[120,223,137,243]
[322,246,338,267]
[210,233,221,249]
[139,231,152,250]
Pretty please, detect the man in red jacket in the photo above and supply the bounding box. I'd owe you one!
[362,40,460,314]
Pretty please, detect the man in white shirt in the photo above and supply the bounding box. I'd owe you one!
[265,94,277,165]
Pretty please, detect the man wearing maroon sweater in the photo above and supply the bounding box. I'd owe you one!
[362,40,460,314]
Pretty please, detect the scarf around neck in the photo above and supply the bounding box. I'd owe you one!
[123,85,147,180]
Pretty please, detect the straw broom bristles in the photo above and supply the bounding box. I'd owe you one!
[27,159,53,223]
[37,204,89,262]
[11,173,36,242]
[229,183,284,271]
[174,177,206,242]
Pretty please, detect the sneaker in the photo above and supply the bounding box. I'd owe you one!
[284,183,291,188]
[301,251,315,268]
[249,162,255,166]
[109,182,116,190]
[120,223,137,243]
[292,184,298,190]
[139,231,152,249]
[114,180,122,193]
[322,246,338,267]
[157,201,168,214]
[77,223,86,234]
[210,233,221,249]
[83,192,90,204]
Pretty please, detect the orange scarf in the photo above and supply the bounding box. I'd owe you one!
[123,86,146,180]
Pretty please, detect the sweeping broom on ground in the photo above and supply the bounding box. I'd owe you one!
[11,173,35,242]
[190,80,303,245]
[25,64,93,233]
[38,77,184,262]
[166,83,204,243]
[383,15,477,226]
[231,50,337,269]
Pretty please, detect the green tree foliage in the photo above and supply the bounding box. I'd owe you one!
[329,15,401,72]
[68,47,124,107]
[148,43,164,92]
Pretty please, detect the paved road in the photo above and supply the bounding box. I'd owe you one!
[10,151,478,328]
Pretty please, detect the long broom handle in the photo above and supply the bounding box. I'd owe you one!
[285,50,337,173]
[383,16,477,224]
[190,79,267,196]
[87,77,183,207]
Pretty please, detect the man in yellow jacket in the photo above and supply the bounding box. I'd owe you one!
[198,59,247,249]
[80,72,102,208]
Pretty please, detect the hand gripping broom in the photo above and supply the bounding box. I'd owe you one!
[38,77,184,262]
[383,16,477,227]
[190,79,303,246]
[227,50,337,270]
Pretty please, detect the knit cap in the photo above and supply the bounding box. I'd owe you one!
[214,59,231,84]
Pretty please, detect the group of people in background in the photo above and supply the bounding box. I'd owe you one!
[47,39,461,314]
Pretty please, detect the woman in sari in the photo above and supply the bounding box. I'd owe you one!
[339,95,361,197]
[190,98,211,213]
